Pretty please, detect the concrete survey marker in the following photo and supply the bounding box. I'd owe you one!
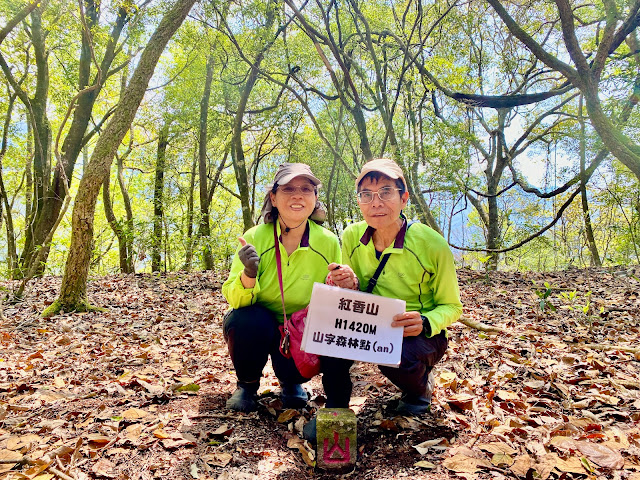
[316,408,357,471]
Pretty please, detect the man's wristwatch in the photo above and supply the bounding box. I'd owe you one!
[420,315,431,337]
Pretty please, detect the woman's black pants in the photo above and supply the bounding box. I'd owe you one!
[223,304,308,385]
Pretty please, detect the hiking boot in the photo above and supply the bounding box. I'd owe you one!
[281,383,308,409]
[302,416,317,444]
[396,371,434,416]
[397,395,431,416]
[226,382,259,412]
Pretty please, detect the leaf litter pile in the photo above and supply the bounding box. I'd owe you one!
[1,266,639,480]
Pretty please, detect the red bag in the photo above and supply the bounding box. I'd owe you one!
[273,224,320,379]
[279,306,321,379]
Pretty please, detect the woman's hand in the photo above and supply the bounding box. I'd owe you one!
[238,237,259,278]
[327,263,359,290]
[238,237,258,288]
[392,311,424,337]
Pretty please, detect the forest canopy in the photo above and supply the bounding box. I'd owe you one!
[1,0,639,291]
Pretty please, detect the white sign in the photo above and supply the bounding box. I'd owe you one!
[301,283,405,366]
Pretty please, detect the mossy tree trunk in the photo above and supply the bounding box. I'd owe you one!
[44,0,197,316]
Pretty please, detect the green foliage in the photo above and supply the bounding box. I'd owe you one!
[1,0,639,283]
[534,281,556,313]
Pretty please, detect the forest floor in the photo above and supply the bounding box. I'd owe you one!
[1,266,639,480]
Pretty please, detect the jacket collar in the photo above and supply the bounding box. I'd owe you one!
[359,214,408,250]
[276,220,310,247]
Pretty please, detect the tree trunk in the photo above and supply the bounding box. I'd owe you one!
[13,6,52,279]
[25,122,32,226]
[230,6,277,231]
[46,0,196,316]
[183,151,197,271]
[18,2,129,277]
[152,122,169,272]
[0,94,18,276]
[406,83,443,234]
[197,55,215,270]
[486,0,640,182]
[116,153,135,273]
[102,172,130,273]
[579,95,601,266]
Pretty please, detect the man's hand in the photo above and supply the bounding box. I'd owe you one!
[392,311,423,337]
[238,237,259,278]
[327,263,358,290]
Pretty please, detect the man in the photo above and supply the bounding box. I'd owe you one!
[319,158,462,417]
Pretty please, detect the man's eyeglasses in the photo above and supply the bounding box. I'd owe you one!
[278,185,316,195]
[356,187,402,204]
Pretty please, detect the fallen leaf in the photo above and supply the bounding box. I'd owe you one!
[0,449,19,472]
[297,444,315,467]
[554,454,587,474]
[496,390,519,401]
[576,440,625,469]
[124,424,143,440]
[87,434,111,448]
[443,453,490,473]
[491,452,514,467]
[437,371,457,388]
[175,383,200,393]
[477,441,518,455]
[203,452,233,467]
[122,408,148,420]
[446,393,475,411]
[414,460,436,469]
[287,437,304,449]
[92,458,117,478]
[211,424,233,436]
[510,454,534,477]
[277,409,299,423]
[413,437,446,455]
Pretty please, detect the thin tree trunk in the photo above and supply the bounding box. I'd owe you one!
[116,154,135,273]
[12,6,52,279]
[46,0,196,316]
[406,83,443,234]
[102,172,129,273]
[0,94,18,275]
[198,55,215,270]
[579,95,601,266]
[25,122,32,226]
[183,150,197,271]
[152,122,169,272]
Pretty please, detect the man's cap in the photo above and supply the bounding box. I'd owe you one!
[273,162,321,189]
[355,158,408,191]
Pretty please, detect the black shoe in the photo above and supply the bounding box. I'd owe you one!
[396,371,434,416]
[396,395,431,416]
[226,382,259,412]
[302,416,317,444]
[281,383,308,409]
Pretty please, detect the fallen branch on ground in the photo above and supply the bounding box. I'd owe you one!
[457,315,510,334]
[571,343,640,356]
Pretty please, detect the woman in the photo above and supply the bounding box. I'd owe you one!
[221,163,341,412]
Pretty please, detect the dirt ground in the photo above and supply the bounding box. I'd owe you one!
[1,266,639,480]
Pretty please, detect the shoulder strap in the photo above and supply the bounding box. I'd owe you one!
[273,224,291,354]
[365,253,390,293]
[365,220,414,294]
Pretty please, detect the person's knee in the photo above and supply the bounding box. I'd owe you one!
[224,304,277,341]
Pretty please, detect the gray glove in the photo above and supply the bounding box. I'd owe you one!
[238,244,259,278]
